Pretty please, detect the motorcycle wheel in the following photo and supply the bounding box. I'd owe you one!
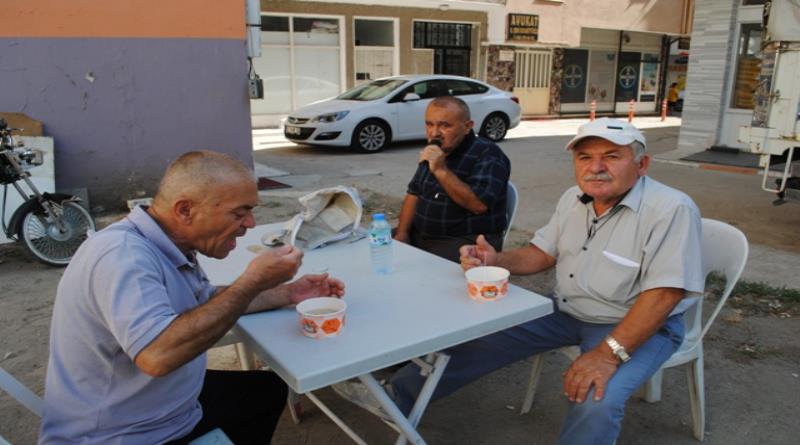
[18,200,95,267]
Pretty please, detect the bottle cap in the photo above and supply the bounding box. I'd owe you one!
[373,213,386,220]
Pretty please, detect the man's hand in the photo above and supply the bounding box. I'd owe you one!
[562,348,620,403]
[242,244,303,292]
[420,143,447,173]
[288,273,346,305]
[394,231,410,243]
[459,235,497,271]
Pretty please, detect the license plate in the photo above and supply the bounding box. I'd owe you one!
[285,125,301,135]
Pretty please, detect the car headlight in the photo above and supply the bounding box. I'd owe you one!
[311,111,350,123]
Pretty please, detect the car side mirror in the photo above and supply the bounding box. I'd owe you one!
[403,93,421,102]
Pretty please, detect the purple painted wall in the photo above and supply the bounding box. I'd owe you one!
[0,38,253,210]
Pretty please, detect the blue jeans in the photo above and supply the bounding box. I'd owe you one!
[390,309,684,445]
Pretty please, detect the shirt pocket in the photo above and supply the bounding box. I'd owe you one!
[584,250,641,303]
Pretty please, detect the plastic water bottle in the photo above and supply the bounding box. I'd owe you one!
[368,213,393,275]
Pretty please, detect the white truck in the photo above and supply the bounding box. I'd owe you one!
[739,0,800,204]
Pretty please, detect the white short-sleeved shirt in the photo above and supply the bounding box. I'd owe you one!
[531,176,704,323]
[39,206,216,445]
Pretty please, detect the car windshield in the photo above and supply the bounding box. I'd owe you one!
[337,79,408,101]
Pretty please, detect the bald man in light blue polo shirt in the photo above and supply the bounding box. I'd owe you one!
[389,118,704,445]
[40,151,345,445]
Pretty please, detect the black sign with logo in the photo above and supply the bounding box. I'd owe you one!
[507,14,539,42]
[615,52,640,102]
[561,49,588,103]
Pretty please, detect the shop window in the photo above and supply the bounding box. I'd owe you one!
[262,16,289,45]
[253,14,342,115]
[639,53,660,102]
[354,19,396,85]
[293,17,339,46]
[731,23,763,109]
[587,51,615,105]
[355,19,393,47]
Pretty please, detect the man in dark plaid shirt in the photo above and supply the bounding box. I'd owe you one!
[394,96,510,262]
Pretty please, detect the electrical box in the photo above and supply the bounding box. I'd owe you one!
[248,77,264,99]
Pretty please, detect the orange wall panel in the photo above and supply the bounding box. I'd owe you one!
[3,0,245,39]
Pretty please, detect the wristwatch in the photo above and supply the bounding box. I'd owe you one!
[605,336,631,363]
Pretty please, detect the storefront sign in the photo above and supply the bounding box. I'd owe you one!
[507,14,539,42]
[561,49,588,104]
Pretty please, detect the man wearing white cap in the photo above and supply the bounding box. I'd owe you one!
[387,118,705,444]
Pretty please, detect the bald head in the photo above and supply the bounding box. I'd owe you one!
[428,96,471,121]
[154,150,255,208]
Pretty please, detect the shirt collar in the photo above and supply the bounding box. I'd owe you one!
[577,176,646,214]
[126,206,193,269]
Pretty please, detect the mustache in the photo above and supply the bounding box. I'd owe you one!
[583,173,613,181]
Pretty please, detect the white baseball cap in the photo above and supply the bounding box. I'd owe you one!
[565,118,646,151]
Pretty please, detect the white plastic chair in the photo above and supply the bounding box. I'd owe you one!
[519,218,748,441]
[502,181,519,247]
[0,365,233,444]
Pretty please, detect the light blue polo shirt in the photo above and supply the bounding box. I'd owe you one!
[40,206,216,445]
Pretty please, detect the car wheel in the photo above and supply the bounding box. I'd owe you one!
[351,119,390,153]
[480,113,509,142]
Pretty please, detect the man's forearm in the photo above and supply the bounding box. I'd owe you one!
[496,244,556,275]
[134,280,260,377]
[395,194,418,238]
[432,168,487,214]
[602,287,685,357]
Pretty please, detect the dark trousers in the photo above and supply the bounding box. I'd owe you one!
[166,369,288,445]
[409,228,503,263]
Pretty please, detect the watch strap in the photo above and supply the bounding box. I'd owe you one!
[605,335,631,363]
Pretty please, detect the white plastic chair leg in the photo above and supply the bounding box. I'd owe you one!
[520,354,545,415]
[641,368,664,403]
[687,357,705,441]
[234,343,256,370]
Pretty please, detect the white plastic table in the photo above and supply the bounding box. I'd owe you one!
[199,224,553,445]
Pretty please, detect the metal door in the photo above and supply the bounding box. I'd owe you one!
[513,49,552,115]
[414,22,472,77]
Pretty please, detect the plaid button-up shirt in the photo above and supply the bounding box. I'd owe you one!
[407,131,510,237]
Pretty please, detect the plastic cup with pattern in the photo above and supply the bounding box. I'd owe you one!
[296,297,347,339]
[465,266,510,302]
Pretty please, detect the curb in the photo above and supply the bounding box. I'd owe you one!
[653,158,760,175]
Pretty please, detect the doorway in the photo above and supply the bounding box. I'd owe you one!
[354,18,398,86]
[513,49,552,115]
[413,21,473,77]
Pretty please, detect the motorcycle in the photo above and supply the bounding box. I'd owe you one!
[0,118,95,266]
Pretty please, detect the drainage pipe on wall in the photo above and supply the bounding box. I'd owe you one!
[246,0,261,58]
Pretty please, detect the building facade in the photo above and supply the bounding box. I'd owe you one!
[491,0,693,117]
[255,0,504,127]
[677,0,766,155]
[254,0,693,126]
[0,0,254,210]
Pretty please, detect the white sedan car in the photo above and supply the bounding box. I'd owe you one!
[283,75,521,153]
